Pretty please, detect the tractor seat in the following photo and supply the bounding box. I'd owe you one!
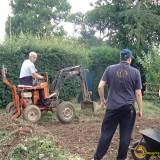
[17,84,33,89]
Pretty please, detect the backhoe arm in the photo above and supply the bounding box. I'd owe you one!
[1,65,14,88]
[52,65,91,101]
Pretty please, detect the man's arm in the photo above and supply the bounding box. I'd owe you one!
[32,72,44,79]
[98,80,106,107]
[135,89,143,118]
[28,63,43,79]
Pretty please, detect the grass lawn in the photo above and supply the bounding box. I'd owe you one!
[141,100,160,114]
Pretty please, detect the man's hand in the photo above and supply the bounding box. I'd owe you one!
[136,110,142,118]
[100,99,107,108]
[39,75,44,79]
[100,99,105,108]
[32,72,44,80]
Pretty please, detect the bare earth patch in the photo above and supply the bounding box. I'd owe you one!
[0,111,159,160]
[39,112,160,160]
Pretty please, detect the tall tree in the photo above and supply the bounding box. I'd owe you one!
[6,0,71,36]
[84,0,160,54]
[68,12,102,46]
[67,12,85,35]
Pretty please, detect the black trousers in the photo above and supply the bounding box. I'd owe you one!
[94,104,136,160]
[39,89,47,106]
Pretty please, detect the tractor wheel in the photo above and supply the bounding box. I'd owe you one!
[6,102,16,115]
[23,105,41,123]
[131,141,151,160]
[56,101,75,124]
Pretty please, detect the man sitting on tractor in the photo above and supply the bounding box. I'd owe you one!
[19,51,44,85]
[19,51,46,106]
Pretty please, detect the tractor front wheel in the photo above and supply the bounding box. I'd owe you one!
[56,101,75,123]
[23,105,41,123]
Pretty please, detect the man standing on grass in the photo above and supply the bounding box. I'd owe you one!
[92,49,143,160]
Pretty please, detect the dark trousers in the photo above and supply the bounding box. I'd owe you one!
[94,104,136,160]
[19,76,33,85]
[39,89,47,106]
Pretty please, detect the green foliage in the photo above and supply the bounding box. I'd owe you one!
[6,0,71,36]
[68,12,85,25]
[0,35,89,106]
[138,46,160,83]
[142,100,160,113]
[10,137,83,160]
[84,0,160,54]
[68,12,102,47]
[88,45,119,99]
[0,130,8,140]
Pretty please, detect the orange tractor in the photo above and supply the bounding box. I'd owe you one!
[1,65,95,123]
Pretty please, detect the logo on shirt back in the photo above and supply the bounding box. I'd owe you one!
[116,70,128,78]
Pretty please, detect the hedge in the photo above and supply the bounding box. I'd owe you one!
[88,46,119,99]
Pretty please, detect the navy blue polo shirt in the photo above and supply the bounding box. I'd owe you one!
[101,62,142,109]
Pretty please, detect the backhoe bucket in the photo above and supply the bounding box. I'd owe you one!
[81,100,97,113]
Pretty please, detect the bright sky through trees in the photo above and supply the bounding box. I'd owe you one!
[0,0,95,42]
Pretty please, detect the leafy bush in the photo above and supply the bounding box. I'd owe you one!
[138,46,160,83]
[10,137,83,160]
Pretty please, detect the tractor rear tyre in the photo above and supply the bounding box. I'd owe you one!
[131,141,151,160]
[6,102,16,115]
[56,101,75,123]
[23,105,41,123]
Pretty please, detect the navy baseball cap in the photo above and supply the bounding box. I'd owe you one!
[120,49,134,61]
